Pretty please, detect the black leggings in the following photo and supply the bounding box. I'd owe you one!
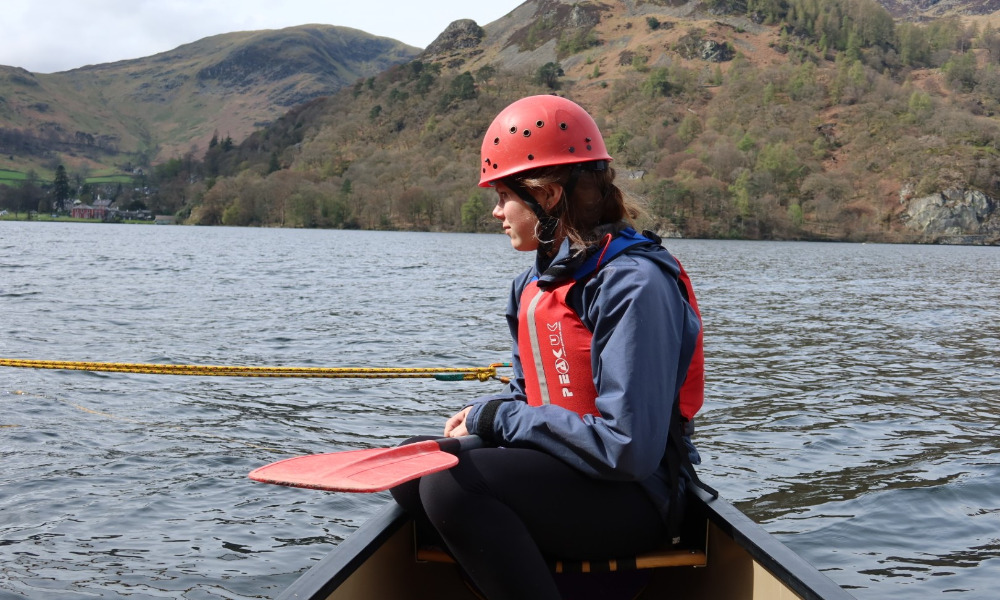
[390,442,666,600]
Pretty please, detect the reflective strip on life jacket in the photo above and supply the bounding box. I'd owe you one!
[523,286,552,405]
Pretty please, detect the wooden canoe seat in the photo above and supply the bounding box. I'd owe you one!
[550,546,707,572]
[415,520,708,573]
[416,542,706,572]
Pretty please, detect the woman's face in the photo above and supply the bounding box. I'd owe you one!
[492,182,540,252]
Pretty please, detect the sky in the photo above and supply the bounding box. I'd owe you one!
[1,0,525,74]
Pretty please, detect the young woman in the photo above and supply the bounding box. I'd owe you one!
[392,94,706,600]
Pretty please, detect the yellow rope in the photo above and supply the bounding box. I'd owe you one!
[0,358,510,383]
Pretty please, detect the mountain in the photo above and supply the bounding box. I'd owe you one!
[173,0,999,243]
[0,25,419,174]
[4,0,1000,244]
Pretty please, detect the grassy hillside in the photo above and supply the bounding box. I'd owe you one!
[0,25,419,179]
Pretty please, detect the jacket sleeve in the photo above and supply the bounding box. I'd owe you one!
[467,252,700,481]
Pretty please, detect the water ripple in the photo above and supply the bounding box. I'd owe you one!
[1,225,997,599]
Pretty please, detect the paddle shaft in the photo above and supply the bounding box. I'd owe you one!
[431,434,484,455]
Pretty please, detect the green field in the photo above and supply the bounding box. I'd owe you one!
[0,169,134,186]
[0,169,29,183]
[86,175,135,184]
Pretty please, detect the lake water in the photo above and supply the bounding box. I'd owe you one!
[1,221,997,599]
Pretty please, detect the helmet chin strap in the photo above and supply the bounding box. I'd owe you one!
[503,178,560,254]
[502,161,607,254]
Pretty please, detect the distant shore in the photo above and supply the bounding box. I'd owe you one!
[0,213,158,225]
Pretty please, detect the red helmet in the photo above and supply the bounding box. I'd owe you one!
[479,95,612,187]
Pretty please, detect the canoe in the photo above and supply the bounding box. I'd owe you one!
[276,485,856,600]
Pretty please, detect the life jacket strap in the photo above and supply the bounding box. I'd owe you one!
[665,404,719,545]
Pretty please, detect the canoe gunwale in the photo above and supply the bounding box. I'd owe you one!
[691,486,856,600]
[277,504,409,600]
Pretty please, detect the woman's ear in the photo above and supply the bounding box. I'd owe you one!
[540,183,564,211]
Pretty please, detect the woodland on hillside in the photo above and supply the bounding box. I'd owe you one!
[5,0,1000,242]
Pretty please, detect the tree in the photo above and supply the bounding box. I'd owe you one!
[52,165,71,211]
[397,186,435,228]
[0,184,18,214]
[438,72,477,109]
[535,62,564,89]
[461,191,491,232]
[728,169,752,220]
[907,91,933,123]
[677,115,703,144]
[845,31,862,63]
[895,22,931,67]
[642,68,672,97]
[415,72,436,96]
[756,142,805,196]
[17,180,44,216]
[475,65,497,84]
[450,72,476,101]
[976,22,1000,59]
[943,52,977,92]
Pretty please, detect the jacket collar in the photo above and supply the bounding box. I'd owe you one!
[534,222,635,288]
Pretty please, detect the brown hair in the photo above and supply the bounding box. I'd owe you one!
[510,164,645,250]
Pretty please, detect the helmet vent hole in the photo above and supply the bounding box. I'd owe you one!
[509,126,517,134]
[586,144,592,150]
[485,158,492,165]
[523,129,531,137]
[527,154,534,160]
[559,122,568,130]
[569,147,575,153]
[586,137,592,142]
[493,137,500,145]
[493,163,499,170]
[536,120,544,128]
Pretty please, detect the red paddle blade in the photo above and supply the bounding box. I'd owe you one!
[248,439,457,493]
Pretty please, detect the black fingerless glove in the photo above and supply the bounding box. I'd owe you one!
[473,398,508,443]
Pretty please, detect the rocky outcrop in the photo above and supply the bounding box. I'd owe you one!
[568,2,603,28]
[674,33,734,62]
[900,187,1000,245]
[698,39,735,62]
[423,20,485,56]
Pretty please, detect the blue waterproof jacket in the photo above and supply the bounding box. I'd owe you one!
[465,229,702,522]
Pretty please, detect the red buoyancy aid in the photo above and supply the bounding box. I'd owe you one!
[517,230,704,421]
[675,262,704,421]
[519,277,602,416]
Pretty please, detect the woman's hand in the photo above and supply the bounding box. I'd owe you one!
[444,406,473,438]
